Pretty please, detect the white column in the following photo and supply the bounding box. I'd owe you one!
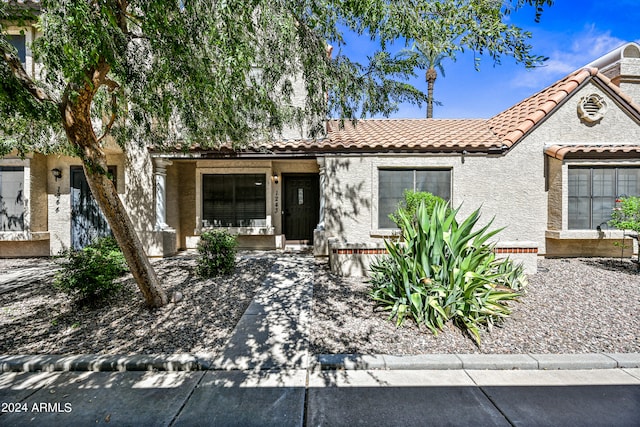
[153,158,173,230]
[316,157,326,230]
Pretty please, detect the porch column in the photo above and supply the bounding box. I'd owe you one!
[314,157,328,256]
[316,157,326,230]
[153,158,173,230]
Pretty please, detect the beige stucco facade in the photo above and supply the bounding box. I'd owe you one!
[2,38,640,276]
[159,157,320,251]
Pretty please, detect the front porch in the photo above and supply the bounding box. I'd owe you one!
[153,155,329,256]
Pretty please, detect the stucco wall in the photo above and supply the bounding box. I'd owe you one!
[177,161,196,250]
[532,82,640,144]
[323,145,547,253]
[322,80,640,257]
[619,57,640,105]
[30,154,48,232]
[164,160,181,248]
[546,157,563,231]
[124,144,155,237]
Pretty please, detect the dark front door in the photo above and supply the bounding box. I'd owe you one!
[70,166,114,250]
[283,174,319,243]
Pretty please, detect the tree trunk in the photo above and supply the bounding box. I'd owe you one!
[82,164,168,307]
[426,68,437,119]
[60,63,168,308]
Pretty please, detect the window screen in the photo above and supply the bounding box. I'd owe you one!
[378,169,451,229]
[202,174,266,227]
[0,166,25,231]
[568,167,640,229]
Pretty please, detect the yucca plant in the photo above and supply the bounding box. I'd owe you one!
[370,200,526,345]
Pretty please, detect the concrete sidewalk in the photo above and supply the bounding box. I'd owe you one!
[1,253,640,425]
[1,368,639,426]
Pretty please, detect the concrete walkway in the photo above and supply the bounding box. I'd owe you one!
[1,253,640,426]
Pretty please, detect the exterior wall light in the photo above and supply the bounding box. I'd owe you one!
[51,168,62,181]
[272,174,279,184]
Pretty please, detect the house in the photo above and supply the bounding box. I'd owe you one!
[2,29,640,276]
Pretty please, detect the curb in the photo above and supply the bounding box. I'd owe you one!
[0,354,215,373]
[2,353,639,373]
[314,353,640,371]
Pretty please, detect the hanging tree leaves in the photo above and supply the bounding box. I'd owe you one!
[0,0,553,307]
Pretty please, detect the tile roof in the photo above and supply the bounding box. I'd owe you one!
[487,68,597,147]
[545,144,640,160]
[315,67,621,153]
[318,66,640,153]
[322,118,502,151]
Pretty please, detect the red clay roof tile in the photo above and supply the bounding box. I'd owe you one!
[545,144,640,160]
[486,68,596,147]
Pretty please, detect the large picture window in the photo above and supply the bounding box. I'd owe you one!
[202,174,266,227]
[378,169,451,229]
[568,166,640,229]
[0,166,25,231]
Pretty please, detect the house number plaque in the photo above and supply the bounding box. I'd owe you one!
[298,188,304,205]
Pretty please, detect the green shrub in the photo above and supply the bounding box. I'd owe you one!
[370,200,527,345]
[53,237,128,305]
[196,229,237,277]
[609,196,640,263]
[389,190,447,230]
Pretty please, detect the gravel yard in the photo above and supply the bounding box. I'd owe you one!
[310,257,640,354]
[0,252,276,355]
[1,254,638,356]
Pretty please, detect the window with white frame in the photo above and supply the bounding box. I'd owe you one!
[0,166,25,231]
[202,174,266,227]
[568,166,640,229]
[378,168,451,229]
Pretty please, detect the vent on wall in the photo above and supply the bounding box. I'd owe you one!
[622,44,640,58]
[577,94,607,123]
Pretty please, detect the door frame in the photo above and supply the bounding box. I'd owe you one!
[70,165,116,249]
[281,173,320,244]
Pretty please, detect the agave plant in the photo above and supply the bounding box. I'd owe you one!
[369,200,526,345]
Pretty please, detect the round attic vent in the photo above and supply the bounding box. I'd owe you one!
[577,94,607,123]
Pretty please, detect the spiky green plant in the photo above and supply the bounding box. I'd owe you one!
[370,200,526,345]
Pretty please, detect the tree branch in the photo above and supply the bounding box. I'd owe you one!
[1,49,57,105]
[97,76,120,143]
[96,94,118,143]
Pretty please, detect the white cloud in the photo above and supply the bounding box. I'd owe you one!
[510,26,626,89]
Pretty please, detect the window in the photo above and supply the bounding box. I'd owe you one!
[202,174,266,227]
[8,34,26,64]
[378,169,451,228]
[568,166,640,229]
[0,166,25,231]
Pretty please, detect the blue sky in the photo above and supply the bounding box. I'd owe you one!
[338,0,640,119]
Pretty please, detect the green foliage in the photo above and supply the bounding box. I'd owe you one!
[196,230,238,278]
[609,196,640,262]
[370,200,527,345]
[389,190,446,230]
[53,237,128,305]
[609,196,640,233]
[0,0,553,153]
